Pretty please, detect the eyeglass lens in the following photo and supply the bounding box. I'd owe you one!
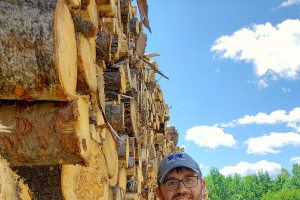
[164,176,199,191]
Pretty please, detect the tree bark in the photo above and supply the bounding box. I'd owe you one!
[128,137,135,157]
[117,135,129,168]
[96,32,112,62]
[129,18,140,37]
[118,99,138,137]
[72,14,97,38]
[105,102,125,131]
[126,179,138,193]
[0,98,90,166]
[0,0,77,101]
[111,33,121,61]
[120,0,132,23]
[111,186,125,200]
[105,92,121,103]
[13,165,63,200]
[103,65,126,93]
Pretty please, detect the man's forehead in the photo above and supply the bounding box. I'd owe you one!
[165,167,198,180]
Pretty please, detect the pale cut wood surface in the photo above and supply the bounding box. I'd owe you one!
[102,128,118,179]
[76,33,97,94]
[61,140,112,200]
[0,158,32,200]
[0,0,77,101]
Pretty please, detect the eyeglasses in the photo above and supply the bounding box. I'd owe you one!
[162,176,201,191]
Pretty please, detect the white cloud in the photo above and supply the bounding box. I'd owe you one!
[215,69,221,72]
[290,156,300,164]
[245,132,300,154]
[199,164,210,169]
[220,121,236,128]
[211,19,300,80]
[185,126,236,148]
[282,87,291,92]
[220,107,300,131]
[257,79,269,89]
[180,145,186,149]
[220,160,282,177]
[278,0,300,8]
[271,75,279,81]
[248,79,269,89]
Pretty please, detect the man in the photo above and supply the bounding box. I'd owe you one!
[155,152,206,200]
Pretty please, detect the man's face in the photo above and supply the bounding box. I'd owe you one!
[155,168,206,200]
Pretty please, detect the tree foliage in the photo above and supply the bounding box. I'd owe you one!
[204,164,300,200]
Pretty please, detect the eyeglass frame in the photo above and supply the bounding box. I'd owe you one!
[161,176,202,191]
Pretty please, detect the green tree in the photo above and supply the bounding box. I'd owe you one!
[205,167,231,200]
[204,164,300,200]
[261,188,300,200]
[291,164,300,189]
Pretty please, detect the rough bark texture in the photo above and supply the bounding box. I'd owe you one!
[129,18,139,37]
[105,102,125,131]
[0,98,90,166]
[96,32,112,62]
[118,99,138,137]
[111,33,121,61]
[105,92,121,103]
[104,66,126,93]
[0,0,77,101]
[73,14,97,38]
[120,0,132,23]
[12,165,63,200]
[117,135,129,168]
[111,186,125,200]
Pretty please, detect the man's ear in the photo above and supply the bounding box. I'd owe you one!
[201,179,206,194]
[155,186,163,200]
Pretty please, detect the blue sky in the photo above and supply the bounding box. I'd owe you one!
[139,0,300,176]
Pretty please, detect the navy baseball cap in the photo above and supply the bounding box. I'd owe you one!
[157,152,202,184]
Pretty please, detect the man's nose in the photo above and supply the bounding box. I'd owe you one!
[176,181,188,193]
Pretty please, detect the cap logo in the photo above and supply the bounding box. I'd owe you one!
[166,153,184,163]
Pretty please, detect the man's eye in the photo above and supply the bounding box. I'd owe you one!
[185,177,195,182]
[167,180,177,186]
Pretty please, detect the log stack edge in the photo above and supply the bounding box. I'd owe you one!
[0,0,210,199]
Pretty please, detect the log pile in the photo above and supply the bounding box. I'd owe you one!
[0,0,189,199]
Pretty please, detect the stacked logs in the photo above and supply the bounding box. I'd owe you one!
[0,0,189,199]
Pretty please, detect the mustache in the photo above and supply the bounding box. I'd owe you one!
[172,192,193,199]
